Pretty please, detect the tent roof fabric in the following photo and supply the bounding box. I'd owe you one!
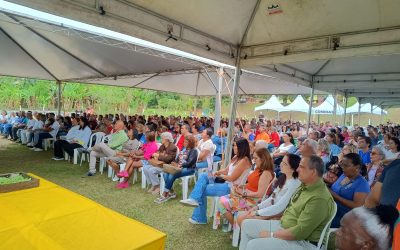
[346,102,388,115]
[3,0,400,105]
[313,95,345,115]
[281,95,310,113]
[254,95,285,112]
[0,5,317,96]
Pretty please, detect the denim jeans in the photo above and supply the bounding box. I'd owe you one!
[190,173,230,223]
[163,168,195,192]
[196,161,208,169]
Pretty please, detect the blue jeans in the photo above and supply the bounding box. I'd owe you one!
[213,155,222,162]
[196,161,208,169]
[2,124,12,136]
[163,168,195,192]
[34,132,53,149]
[190,173,230,223]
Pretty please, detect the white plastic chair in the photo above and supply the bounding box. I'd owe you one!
[231,173,277,247]
[43,137,55,151]
[315,202,337,249]
[98,134,112,174]
[79,132,106,166]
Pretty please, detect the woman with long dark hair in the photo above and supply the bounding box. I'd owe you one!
[180,138,252,225]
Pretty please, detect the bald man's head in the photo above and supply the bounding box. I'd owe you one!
[114,120,125,131]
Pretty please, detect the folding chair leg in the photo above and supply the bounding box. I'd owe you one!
[141,168,147,189]
[212,197,219,229]
[160,174,165,196]
[73,149,79,164]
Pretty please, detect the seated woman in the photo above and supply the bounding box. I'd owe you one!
[366,146,385,188]
[237,154,301,226]
[217,147,274,226]
[155,135,198,203]
[180,138,252,225]
[111,131,158,189]
[317,138,331,166]
[143,132,177,194]
[52,117,91,160]
[382,136,400,164]
[333,205,399,250]
[272,133,295,158]
[323,144,357,186]
[329,153,370,228]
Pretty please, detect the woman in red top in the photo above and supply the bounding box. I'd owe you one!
[216,147,274,226]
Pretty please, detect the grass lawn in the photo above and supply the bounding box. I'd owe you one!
[0,138,234,250]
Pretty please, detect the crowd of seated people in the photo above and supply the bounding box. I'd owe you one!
[2,110,400,249]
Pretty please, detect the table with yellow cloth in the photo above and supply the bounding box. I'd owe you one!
[0,174,165,250]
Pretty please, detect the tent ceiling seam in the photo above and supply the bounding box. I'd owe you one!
[0,27,58,81]
[6,14,108,78]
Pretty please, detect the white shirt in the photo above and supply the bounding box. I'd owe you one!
[367,165,378,186]
[257,178,301,217]
[65,125,80,141]
[33,120,44,130]
[198,138,215,169]
[49,121,60,138]
[278,143,294,153]
[26,119,36,129]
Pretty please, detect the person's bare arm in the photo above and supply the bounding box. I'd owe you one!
[198,149,210,161]
[364,182,382,208]
[221,158,250,182]
[330,189,368,209]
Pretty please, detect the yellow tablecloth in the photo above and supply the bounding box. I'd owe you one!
[0,174,165,250]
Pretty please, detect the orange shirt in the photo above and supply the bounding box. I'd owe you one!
[246,170,262,192]
[255,132,270,143]
[393,199,400,249]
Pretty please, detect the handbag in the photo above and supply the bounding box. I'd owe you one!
[148,159,164,168]
[162,164,182,175]
[214,176,226,183]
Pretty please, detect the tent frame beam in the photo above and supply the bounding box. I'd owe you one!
[241,25,400,67]
[0,27,58,80]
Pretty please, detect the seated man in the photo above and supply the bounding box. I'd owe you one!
[239,155,335,250]
[2,111,18,138]
[20,112,36,144]
[86,120,128,176]
[32,114,60,151]
[11,111,28,141]
[196,128,215,170]
[0,110,8,134]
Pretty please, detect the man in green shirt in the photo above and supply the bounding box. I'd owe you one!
[239,155,335,250]
[87,120,128,176]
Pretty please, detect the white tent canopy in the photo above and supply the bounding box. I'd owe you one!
[0,2,317,96]
[9,0,400,107]
[254,95,285,112]
[313,95,345,115]
[346,102,388,115]
[282,95,310,113]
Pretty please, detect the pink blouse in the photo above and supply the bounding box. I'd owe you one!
[142,141,158,160]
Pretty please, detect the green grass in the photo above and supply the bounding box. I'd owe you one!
[0,138,234,250]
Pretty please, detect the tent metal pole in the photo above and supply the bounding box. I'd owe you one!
[214,67,223,134]
[358,98,361,125]
[380,106,383,124]
[224,48,241,168]
[343,92,348,126]
[370,102,374,126]
[57,80,62,116]
[307,81,315,132]
[333,90,337,125]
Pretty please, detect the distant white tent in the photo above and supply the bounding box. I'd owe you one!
[282,95,310,113]
[346,102,387,115]
[254,95,285,112]
[314,95,345,115]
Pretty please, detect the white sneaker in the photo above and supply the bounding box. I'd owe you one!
[34,148,43,152]
[26,143,32,146]
[30,147,36,150]
[180,198,199,207]
[112,175,120,182]
[53,157,64,161]
[188,218,206,225]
